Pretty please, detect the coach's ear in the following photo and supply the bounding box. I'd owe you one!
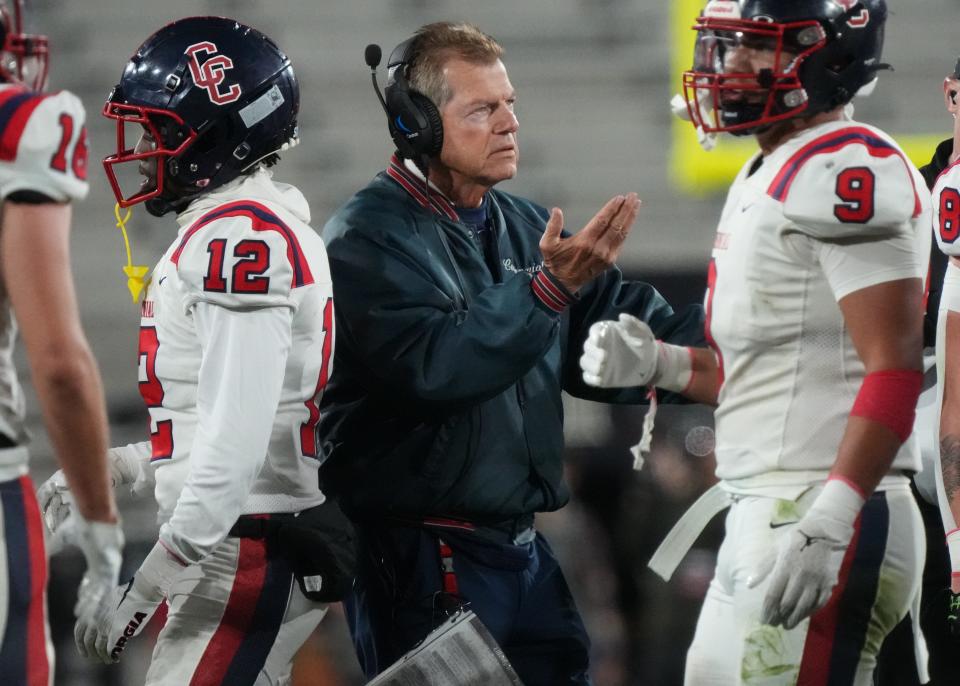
[943,77,959,114]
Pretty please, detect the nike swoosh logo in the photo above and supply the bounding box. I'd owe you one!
[768,521,797,529]
[741,203,755,213]
[158,276,167,286]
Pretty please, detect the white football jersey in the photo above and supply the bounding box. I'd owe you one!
[140,170,333,563]
[932,158,960,330]
[0,84,88,468]
[933,159,960,261]
[932,161,960,531]
[708,120,930,486]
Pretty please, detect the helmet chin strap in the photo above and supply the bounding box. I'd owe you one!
[238,135,299,173]
[147,137,299,217]
[145,173,200,217]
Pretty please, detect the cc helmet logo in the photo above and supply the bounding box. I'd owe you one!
[184,41,242,105]
[835,0,869,28]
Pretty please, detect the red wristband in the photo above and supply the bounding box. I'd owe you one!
[849,369,923,443]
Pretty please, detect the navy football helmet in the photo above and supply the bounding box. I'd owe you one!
[683,0,888,136]
[103,16,300,216]
[0,0,48,91]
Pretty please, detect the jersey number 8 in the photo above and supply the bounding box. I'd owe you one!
[939,187,960,244]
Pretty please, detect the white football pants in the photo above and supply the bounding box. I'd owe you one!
[145,533,327,686]
[684,485,923,686]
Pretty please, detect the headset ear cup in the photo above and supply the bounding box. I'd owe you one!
[385,90,418,159]
[410,92,443,157]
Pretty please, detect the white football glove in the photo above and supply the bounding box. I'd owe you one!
[580,313,692,391]
[36,469,75,554]
[38,443,152,551]
[581,313,659,388]
[72,515,124,635]
[75,541,185,664]
[751,479,865,630]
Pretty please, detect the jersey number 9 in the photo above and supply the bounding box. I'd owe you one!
[833,167,875,224]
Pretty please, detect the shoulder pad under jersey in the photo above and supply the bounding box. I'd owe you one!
[767,125,922,240]
[0,87,88,202]
[173,199,316,310]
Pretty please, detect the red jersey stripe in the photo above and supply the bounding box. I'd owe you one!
[20,476,50,686]
[0,92,49,162]
[171,200,314,289]
[189,535,269,686]
[767,127,922,218]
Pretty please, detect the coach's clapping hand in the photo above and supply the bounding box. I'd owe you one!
[540,193,641,294]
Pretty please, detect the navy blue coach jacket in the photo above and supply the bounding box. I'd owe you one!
[319,157,705,522]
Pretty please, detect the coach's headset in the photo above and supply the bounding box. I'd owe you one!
[365,37,444,162]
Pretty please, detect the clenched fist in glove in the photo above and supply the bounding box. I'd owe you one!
[752,479,865,630]
[580,313,692,391]
[75,541,186,663]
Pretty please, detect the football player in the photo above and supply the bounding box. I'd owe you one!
[581,0,931,683]
[0,1,122,683]
[40,16,335,685]
[931,60,960,637]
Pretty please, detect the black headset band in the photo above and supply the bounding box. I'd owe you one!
[387,36,417,90]
[383,33,443,161]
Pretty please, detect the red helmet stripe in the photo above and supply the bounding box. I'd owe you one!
[170,200,314,288]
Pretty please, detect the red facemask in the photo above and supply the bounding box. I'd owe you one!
[0,1,47,91]
[101,101,197,208]
[683,12,827,135]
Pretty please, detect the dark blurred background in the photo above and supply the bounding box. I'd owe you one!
[18,0,960,683]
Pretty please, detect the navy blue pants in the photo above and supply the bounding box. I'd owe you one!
[345,522,592,686]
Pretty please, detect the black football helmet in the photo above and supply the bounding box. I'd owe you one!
[683,0,888,136]
[102,16,300,216]
[0,0,48,91]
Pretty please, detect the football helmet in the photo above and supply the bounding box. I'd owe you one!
[683,0,888,136]
[102,16,300,216]
[0,0,48,91]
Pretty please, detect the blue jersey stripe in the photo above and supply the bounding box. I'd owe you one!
[770,131,898,200]
[0,92,38,140]
[202,203,306,287]
[826,492,889,685]
[181,202,310,287]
